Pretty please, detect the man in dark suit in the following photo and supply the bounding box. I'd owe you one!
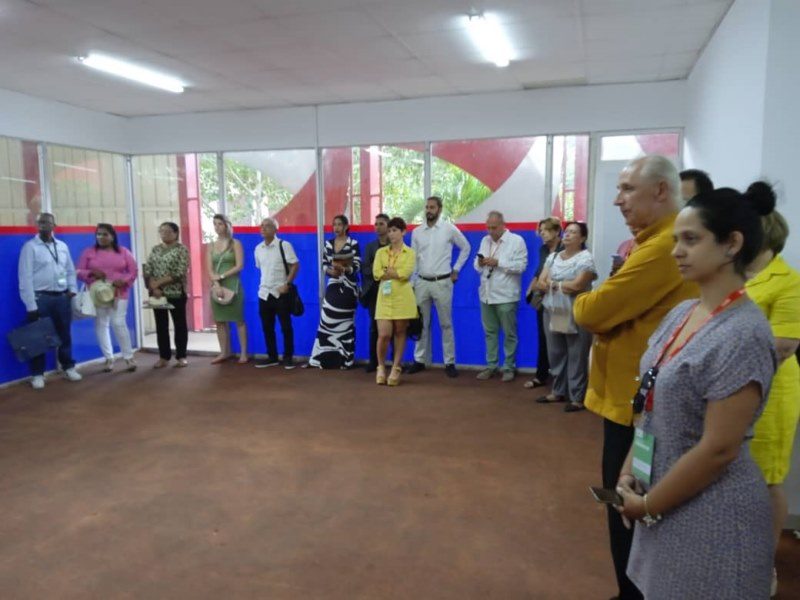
[361,213,390,372]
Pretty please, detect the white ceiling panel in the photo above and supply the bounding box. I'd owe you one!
[0,0,733,116]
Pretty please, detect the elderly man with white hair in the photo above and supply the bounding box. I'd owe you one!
[473,211,528,382]
[574,155,698,600]
[254,217,300,369]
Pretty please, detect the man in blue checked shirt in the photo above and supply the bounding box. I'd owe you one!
[18,213,82,389]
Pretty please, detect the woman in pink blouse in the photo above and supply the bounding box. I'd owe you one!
[77,224,138,372]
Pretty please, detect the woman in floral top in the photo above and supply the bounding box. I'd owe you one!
[144,222,190,368]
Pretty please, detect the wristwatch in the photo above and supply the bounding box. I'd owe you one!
[641,494,662,527]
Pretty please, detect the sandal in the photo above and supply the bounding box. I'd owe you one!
[237,355,250,364]
[153,359,169,369]
[376,366,387,385]
[387,365,402,387]
[523,377,546,389]
[211,355,230,365]
[174,359,188,368]
[536,393,566,404]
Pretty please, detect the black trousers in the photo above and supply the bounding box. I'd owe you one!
[259,295,293,361]
[30,292,75,375]
[154,295,188,360]
[602,418,643,600]
[535,307,550,379]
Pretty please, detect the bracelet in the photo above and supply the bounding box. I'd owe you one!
[642,494,662,527]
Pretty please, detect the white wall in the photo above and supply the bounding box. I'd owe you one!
[0,88,129,153]
[683,0,770,190]
[761,0,800,268]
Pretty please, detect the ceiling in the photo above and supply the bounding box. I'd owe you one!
[0,0,732,117]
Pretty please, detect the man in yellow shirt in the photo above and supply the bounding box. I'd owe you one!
[574,155,698,600]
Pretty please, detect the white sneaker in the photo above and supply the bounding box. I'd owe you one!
[31,375,45,390]
[103,359,115,372]
[64,368,83,382]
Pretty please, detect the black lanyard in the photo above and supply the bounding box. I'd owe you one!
[43,240,59,266]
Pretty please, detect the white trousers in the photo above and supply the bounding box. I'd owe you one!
[95,298,134,360]
[413,278,455,365]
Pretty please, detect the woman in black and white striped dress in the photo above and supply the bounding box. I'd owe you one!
[308,215,361,369]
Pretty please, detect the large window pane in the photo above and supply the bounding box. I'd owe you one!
[223,149,318,228]
[431,137,547,224]
[0,136,40,226]
[47,144,127,225]
[551,135,590,222]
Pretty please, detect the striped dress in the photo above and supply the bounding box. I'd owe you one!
[308,236,361,369]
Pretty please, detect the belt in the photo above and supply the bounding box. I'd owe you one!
[419,273,451,282]
[36,290,68,296]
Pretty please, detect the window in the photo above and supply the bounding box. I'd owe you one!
[0,136,41,226]
[47,144,127,225]
[431,136,547,224]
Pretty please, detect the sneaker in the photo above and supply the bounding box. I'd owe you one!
[254,358,280,369]
[476,368,497,380]
[406,361,426,374]
[501,370,516,382]
[283,359,296,370]
[31,375,45,390]
[64,368,83,382]
[125,358,137,372]
[444,364,458,378]
[103,359,114,372]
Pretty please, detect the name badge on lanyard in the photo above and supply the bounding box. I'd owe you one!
[381,280,392,295]
[632,427,655,486]
[46,241,68,288]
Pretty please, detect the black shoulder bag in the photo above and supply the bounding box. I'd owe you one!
[279,240,304,317]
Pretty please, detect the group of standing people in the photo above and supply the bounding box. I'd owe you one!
[575,156,799,600]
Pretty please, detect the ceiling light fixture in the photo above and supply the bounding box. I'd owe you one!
[77,54,185,93]
[466,13,512,68]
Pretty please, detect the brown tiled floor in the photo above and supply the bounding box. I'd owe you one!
[0,356,797,599]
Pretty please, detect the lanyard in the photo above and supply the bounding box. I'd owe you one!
[43,240,59,266]
[635,288,747,414]
[387,247,402,270]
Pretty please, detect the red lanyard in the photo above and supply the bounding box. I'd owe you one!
[644,288,746,412]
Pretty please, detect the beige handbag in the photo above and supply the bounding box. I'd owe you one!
[210,244,238,305]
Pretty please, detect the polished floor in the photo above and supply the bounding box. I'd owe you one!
[0,354,798,599]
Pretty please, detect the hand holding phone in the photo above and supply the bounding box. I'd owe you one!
[589,486,624,506]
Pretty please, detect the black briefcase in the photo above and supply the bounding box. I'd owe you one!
[6,317,61,362]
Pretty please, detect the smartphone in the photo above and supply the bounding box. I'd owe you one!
[589,486,623,506]
[611,253,624,266]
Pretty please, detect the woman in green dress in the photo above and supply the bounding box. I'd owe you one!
[207,214,248,364]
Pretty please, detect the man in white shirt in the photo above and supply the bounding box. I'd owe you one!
[253,217,300,369]
[473,211,528,382]
[408,196,471,378]
[18,212,82,389]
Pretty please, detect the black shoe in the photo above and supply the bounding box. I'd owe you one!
[406,361,426,374]
[444,364,458,378]
[255,358,280,368]
[282,359,296,370]
[564,402,586,413]
[365,363,377,373]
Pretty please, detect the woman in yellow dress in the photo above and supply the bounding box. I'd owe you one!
[745,189,800,596]
[373,217,416,386]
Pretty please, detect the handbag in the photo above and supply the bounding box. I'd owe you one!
[210,242,238,306]
[279,240,304,317]
[6,317,62,362]
[72,284,97,319]
[543,285,578,334]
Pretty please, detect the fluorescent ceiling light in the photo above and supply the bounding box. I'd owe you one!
[53,161,97,173]
[78,54,185,93]
[1,176,37,184]
[466,13,513,68]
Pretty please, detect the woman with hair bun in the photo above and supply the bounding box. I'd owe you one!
[615,184,778,599]
[744,182,800,597]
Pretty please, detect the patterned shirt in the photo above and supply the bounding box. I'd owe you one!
[144,243,189,298]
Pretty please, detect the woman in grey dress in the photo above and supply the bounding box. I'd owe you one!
[615,184,779,599]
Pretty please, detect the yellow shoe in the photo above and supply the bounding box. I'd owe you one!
[387,366,402,387]
[376,366,387,385]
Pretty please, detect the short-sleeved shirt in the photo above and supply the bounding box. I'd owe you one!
[254,237,298,300]
[628,299,777,599]
[144,243,189,298]
[545,249,597,285]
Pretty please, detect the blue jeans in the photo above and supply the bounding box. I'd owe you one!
[31,292,74,376]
